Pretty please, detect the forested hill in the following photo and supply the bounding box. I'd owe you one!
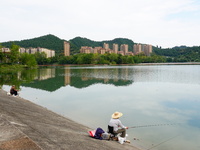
[1,34,65,53]
[70,37,135,53]
[153,46,200,62]
[1,34,135,55]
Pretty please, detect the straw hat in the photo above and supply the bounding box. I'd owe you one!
[112,111,123,119]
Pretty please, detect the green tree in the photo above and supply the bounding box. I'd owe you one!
[82,53,94,64]
[9,44,20,64]
[98,55,110,64]
[0,44,3,63]
[34,52,48,65]
[127,56,134,64]
[49,55,59,64]
[108,53,118,64]
[20,53,37,67]
[58,55,74,64]
[91,53,101,64]
[76,54,85,64]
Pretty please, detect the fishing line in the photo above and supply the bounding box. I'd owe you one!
[147,134,180,150]
[129,123,180,129]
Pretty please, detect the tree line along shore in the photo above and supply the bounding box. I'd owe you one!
[1,34,200,68]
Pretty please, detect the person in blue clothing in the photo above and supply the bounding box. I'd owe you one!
[108,111,128,138]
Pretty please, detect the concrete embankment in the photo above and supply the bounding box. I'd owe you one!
[0,89,140,150]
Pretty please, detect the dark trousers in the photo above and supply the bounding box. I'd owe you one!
[114,128,126,137]
[11,90,18,96]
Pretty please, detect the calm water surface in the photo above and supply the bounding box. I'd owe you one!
[2,65,200,150]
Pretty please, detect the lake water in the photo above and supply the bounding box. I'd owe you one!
[2,65,200,150]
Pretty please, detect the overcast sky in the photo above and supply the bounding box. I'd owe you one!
[0,0,200,48]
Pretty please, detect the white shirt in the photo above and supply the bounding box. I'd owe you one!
[108,118,125,131]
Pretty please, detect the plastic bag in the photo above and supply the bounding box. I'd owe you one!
[101,132,111,140]
[118,134,128,144]
[88,130,96,137]
[118,136,126,144]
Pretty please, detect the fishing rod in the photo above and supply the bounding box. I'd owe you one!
[129,123,180,129]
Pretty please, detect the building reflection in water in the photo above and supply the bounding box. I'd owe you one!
[64,68,71,86]
[35,68,56,80]
[64,67,133,88]
[18,66,133,92]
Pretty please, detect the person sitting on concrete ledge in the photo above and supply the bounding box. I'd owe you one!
[10,85,18,96]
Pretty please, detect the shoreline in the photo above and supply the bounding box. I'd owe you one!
[0,89,141,150]
[38,62,200,67]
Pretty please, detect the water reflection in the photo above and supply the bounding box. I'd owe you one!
[2,65,200,91]
[35,68,55,80]
[0,68,37,89]
[19,66,133,91]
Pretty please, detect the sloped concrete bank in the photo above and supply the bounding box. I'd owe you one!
[0,89,140,150]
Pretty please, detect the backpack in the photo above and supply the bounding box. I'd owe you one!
[94,127,105,140]
[88,127,111,140]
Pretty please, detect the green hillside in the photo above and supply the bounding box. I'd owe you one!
[69,37,135,53]
[1,34,65,54]
[1,34,135,55]
[153,46,200,62]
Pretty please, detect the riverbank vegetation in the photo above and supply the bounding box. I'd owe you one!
[58,53,166,65]
[1,43,167,66]
[0,44,37,68]
[1,43,198,66]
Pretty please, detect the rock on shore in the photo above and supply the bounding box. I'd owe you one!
[0,89,140,150]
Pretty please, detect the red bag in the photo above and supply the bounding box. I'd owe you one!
[88,130,96,137]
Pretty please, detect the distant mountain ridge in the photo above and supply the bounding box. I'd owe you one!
[1,34,135,54]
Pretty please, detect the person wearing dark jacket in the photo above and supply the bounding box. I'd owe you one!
[10,85,18,96]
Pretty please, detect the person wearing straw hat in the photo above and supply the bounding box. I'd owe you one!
[108,111,128,138]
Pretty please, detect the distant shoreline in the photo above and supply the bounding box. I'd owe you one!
[38,62,200,67]
[135,62,200,65]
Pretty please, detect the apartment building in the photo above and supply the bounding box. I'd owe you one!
[64,41,70,56]
[80,46,93,54]
[1,48,10,53]
[120,44,129,55]
[143,44,152,56]
[133,44,142,55]
[1,47,55,58]
[113,44,118,54]
[19,47,55,58]
[134,44,152,56]
[79,43,152,56]
[80,46,108,55]
[103,43,109,50]
[93,47,102,53]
